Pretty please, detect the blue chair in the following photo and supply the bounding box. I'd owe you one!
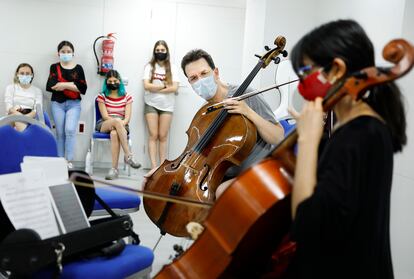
[89,97,132,176]
[279,117,296,136]
[0,116,153,279]
[93,187,141,216]
[34,104,52,129]
[0,115,56,174]
[35,111,51,129]
[89,98,141,217]
[278,117,298,155]
[32,245,154,279]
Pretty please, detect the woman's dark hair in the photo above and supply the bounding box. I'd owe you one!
[57,41,74,52]
[149,40,172,85]
[14,63,34,84]
[102,70,126,97]
[291,19,406,152]
[181,49,216,77]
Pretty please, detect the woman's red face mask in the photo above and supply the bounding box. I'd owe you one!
[297,68,333,101]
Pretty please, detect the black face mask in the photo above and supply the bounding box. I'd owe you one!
[155,52,167,61]
[107,83,120,90]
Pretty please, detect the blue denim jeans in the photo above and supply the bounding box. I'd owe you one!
[51,100,81,161]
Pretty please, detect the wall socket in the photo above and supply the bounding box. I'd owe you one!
[78,121,86,134]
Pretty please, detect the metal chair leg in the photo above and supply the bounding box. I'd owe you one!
[128,138,132,176]
[90,139,94,175]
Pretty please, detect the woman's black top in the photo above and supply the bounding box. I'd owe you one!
[288,116,394,279]
[46,63,87,103]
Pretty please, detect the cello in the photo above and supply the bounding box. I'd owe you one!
[155,39,414,278]
[143,36,288,237]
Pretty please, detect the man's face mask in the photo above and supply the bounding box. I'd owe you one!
[191,74,218,100]
[297,67,333,101]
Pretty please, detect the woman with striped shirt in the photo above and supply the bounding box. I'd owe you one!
[97,70,141,180]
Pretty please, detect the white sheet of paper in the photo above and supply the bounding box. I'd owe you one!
[21,156,68,185]
[0,171,61,239]
[21,157,67,233]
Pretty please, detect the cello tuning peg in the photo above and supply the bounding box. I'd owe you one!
[272,57,281,64]
[282,50,288,57]
[264,45,271,51]
[254,54,261,59]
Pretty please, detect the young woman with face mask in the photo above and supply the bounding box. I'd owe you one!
[143,40,180,169]
[285,19,407,278]
[97,70,141,180]
[4,63,43,131]
[46,41,87,168]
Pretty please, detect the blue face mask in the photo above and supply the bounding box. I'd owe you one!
[191,74,218,100]
[60,53,73,62]
[18,74,32,85]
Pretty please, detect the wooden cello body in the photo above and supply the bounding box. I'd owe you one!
[143,37,288,237]
[155,39,414,277]
[156,158,293,278]
[143,103,257,237]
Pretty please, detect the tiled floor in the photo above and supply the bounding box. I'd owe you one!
[92,168,193,277]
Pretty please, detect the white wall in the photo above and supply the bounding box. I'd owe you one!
[242,0,318,116]
[390,1,414,278]
[0,0,246,169]
[148,0,246,164]
[243,0,408,114]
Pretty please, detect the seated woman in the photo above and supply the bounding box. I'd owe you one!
[4,63,43,131]
[97,70,141,180]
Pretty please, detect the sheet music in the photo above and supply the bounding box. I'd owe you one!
[0,171,60,239]
[22,156,90,233]
[49,183,90,233]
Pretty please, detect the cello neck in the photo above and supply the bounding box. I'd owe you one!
[232,61,265,98]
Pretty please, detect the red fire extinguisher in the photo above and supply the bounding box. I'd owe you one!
[93,33,116,76]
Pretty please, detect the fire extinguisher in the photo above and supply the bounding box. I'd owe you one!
[93,33,116,76]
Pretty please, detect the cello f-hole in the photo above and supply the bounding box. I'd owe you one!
[199,164,210,191]
[171,151,191,170]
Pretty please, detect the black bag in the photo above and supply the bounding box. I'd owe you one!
[17,108,32,115]
[0,171,140,276]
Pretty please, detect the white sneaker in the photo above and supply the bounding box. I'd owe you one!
[105,168,119,180]
[124,155,141,169]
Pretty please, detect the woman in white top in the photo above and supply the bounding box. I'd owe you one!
[4,63,43,131]
[143,40,180,169]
